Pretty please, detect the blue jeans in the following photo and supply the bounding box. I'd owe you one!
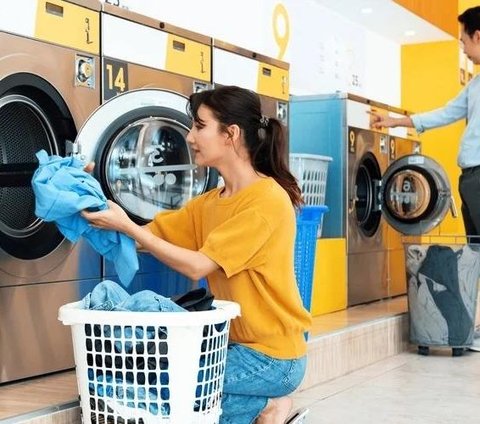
[220,344,307,424]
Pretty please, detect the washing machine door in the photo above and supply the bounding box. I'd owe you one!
[74,88,217,223]
[0,92,71,273]
[380,154,451,235]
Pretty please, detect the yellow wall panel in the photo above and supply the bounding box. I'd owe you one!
[394,0,458,37]
[310,238,347,316]
[401,40,464,236]
[460,0,480,13]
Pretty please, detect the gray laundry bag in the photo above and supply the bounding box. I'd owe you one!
[404,237,480,356]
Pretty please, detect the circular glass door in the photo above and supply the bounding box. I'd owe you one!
[381,155,451,235]
[75,89,217,223]
[101,116,208,221]
[354,152,382,237]
[0,92,65,260]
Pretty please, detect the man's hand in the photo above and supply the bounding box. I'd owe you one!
[368,111,414,129]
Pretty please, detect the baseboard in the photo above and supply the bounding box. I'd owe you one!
[300,312,409,390]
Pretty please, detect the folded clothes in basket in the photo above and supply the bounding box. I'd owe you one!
[83,281,221,417]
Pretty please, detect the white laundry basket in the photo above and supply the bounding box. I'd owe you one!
[289,153,332,237]
[59,300,240,424]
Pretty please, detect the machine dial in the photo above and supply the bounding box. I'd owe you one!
[75,54,95,88]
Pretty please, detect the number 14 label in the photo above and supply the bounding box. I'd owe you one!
[103,59,129,101]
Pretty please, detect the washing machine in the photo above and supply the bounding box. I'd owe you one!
[290,93,452,306]
[346,124,390,304]
[212,39,289,134]
[0,0,102,383]
[88,4,218,295]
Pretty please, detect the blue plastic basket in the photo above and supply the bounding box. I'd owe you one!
[295,205,329,311]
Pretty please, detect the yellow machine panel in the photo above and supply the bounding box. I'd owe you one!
[165,34,211,81]
[310,238,347,316]
[257,62,289,101]
[35,0,100,54]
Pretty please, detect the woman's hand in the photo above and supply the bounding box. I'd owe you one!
[83,162,95,174]
[82,200,135,234]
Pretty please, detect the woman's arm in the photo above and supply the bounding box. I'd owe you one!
[82,200,219,280]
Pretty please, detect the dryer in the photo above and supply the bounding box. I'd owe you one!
[0,0,102,383]
[212,40,290,137]
[290,93,452,306]
[92,4,218,295]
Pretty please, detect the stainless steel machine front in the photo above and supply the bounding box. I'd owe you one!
[0,0,103,383]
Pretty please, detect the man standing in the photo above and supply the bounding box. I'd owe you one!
[371,6,480,352]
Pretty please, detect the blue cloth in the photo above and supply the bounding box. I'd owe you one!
[83,280,186,313]
[31,150,138,286]
[410,74,480,169]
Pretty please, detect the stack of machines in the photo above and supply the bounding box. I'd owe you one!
[290,93,452,307]
[92,3,218,295]
[0,0,291,383]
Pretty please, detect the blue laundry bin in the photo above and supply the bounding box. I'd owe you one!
[295,205,329,311]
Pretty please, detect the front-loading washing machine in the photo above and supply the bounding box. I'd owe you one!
[212,39,290,137]
[0,0,102,383]
[290,93,452,306]
[84,4,218,295]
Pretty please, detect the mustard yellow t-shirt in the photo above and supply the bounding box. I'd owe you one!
[147,177,312,359]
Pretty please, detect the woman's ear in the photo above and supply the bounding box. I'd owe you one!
[227,124,241,142]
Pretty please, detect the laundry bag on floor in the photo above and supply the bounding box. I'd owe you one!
[59,300,240,423]
[403,236,480,355]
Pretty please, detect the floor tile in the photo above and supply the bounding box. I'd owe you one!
[293,349,480,424]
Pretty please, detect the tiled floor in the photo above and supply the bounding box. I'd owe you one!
[1,295,479,424]
[292,348,480,424]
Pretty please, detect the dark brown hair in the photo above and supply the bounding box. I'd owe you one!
[459,6,480,37]
[187,85,303,208]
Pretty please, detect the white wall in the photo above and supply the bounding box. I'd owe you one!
[101,0,401,105]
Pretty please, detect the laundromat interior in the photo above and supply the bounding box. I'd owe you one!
[1,0,480,423]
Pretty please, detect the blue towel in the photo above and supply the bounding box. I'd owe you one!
[31,150,138,286]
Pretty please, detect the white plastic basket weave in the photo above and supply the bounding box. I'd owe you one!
[59,300,240,424]
[289,153,332,206]
[290,153,332,236]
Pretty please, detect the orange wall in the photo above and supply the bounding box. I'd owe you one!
[394,0,458,37]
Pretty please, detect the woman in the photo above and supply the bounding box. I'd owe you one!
[82,85,311,423]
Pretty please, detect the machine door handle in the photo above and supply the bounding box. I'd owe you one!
[450,195,458,218]
[349,185,358,213]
